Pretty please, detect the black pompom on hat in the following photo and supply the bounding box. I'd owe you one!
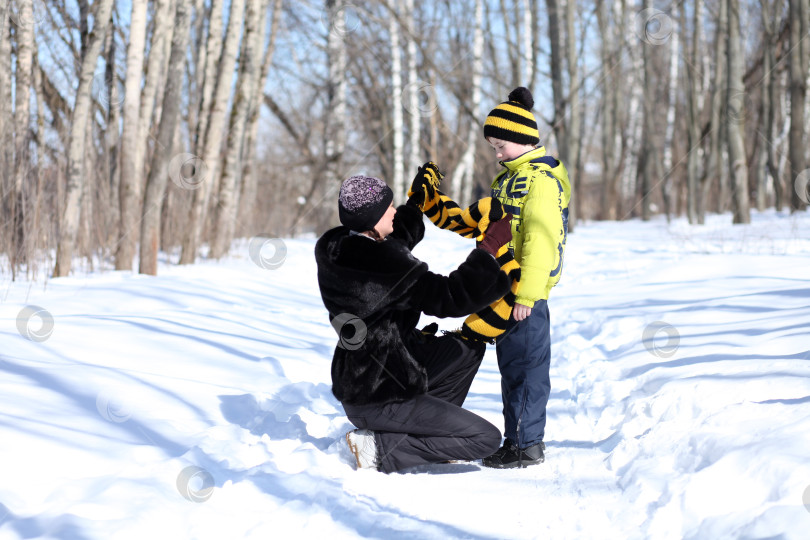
[483,87,540,146]
[338,175,394,232]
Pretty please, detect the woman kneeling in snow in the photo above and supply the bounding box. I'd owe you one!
[315,166,514,473]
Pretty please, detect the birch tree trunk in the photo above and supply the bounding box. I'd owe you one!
[686,0,703,223]
[12,0,34,269]
[115,0,149,271]
[54,0,115,277]
[660,2,679,220]
[546,0,568,160]
[187,0,208,144]
[104,13,121,245]
[597,0,619,220]
[209,0,266,259]
[520,0,533,86]
[138,0,192,275]
[703,0,727,223]
[726,0,751,223]
[136,0,174,197]
[564,0,582,231]
[0,3,11,189]
[238,0,284,232]
[192,0,224,155]
[788,0,808,211]
[390,5,405,202]
[318,0,347,233]
[179,0,245,263]
[639,0,656,221]
[759,0,780,211]
[405,0,421,175]
[455,0,483,206]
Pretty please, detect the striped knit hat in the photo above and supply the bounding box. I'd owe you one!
[483,87,539,146]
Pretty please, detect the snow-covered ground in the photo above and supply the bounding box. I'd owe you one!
[1,209,810,540]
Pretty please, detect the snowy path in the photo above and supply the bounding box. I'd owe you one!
[1,210,810,539]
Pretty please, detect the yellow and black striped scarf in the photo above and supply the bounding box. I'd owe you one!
[420,189,521,343]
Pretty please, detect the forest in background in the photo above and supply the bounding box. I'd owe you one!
[0,0,808,279]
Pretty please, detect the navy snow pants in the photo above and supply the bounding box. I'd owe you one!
[342,333,501,473]
[496,299,551,448]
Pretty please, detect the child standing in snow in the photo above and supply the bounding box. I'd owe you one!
[480,87,571,468]
[315,169,514,473]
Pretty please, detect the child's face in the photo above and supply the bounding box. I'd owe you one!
[373,203,397,238]
[487,137,533,162]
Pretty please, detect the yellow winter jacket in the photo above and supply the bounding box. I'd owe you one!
[491,146,571,306]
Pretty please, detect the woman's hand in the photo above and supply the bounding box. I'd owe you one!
[512,302,532,321]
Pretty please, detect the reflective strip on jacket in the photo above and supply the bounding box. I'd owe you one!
[490,146,571,306]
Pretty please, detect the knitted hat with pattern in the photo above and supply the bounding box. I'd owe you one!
[338,175,394,232]
[483,87,539,146]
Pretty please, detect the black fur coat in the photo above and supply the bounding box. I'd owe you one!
[315,204,512,405]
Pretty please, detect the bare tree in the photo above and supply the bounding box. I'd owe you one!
[703,0,728,222]
[547,0,567,159]
[54,0,115,277]
[405,0,421,175]
[180,0,246,263]
[238,0,284,233]
[138,0,192,275]
[788,0,808,211]
[597,0,621,220]
[758,0,783,211]
[209,0,267,258]
[390,3,405,201]
[564,0,582,231]
[726,0,751,224]
[137,0,175,178]
[685,0,704,223]
[114,0,149,271]
[659,2,680,220]
[455,0,484,206]
[11,0,34,271]
[319,0,348,232]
